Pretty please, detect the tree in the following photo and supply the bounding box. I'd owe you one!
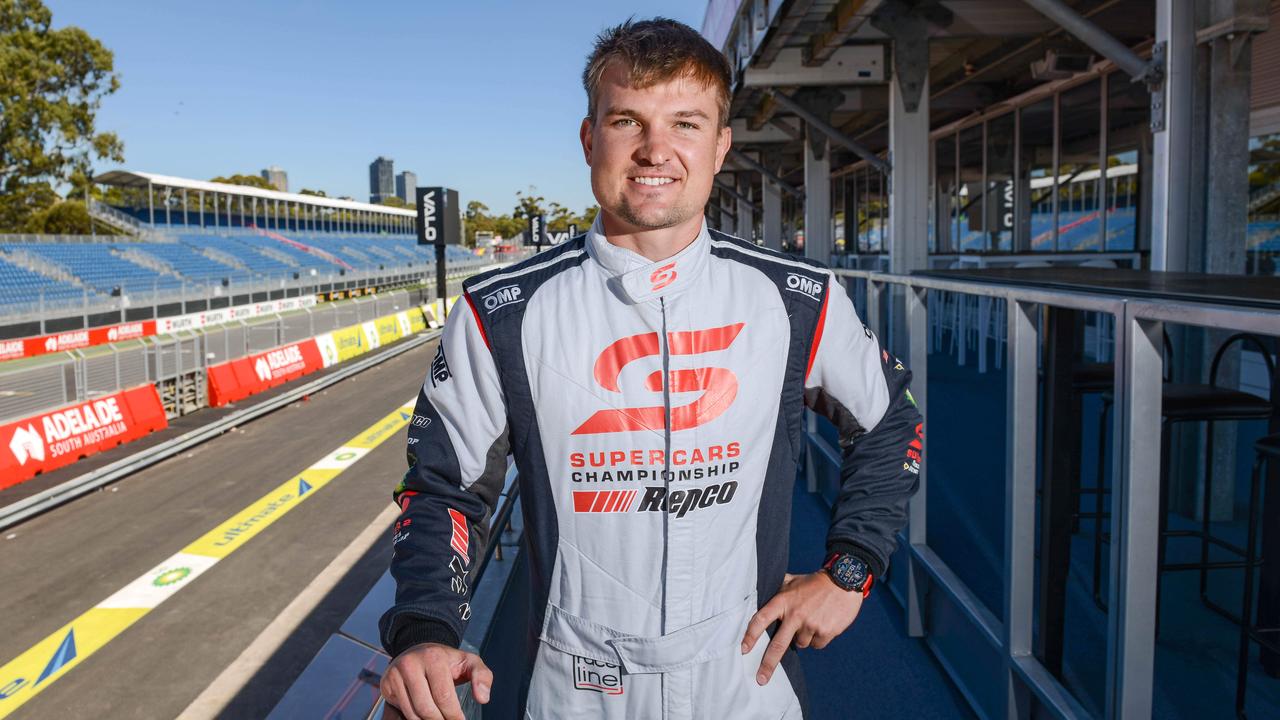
[23,198,106,234]
[380,196,410,209]
[210,173,275,190]
[0,0,124,231]
[513,187,547,221]
[299,188,328,197]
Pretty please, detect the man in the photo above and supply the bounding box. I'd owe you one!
[379,18,921,720]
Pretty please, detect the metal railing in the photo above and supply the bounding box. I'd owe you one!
[265,464,527,720]
[810,268,1279,720]
[0,288,437,424]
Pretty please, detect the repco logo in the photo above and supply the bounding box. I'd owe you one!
[573,323,745,435]
[785,273,823,300]
[482,285,522,312]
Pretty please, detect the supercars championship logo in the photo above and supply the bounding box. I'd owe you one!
[568,323,746,517]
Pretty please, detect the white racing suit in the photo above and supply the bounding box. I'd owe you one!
[380,218,922,719]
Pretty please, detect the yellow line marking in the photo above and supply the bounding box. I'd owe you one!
[0,399,416,718]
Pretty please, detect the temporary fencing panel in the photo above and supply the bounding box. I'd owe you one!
[0,384,167,489]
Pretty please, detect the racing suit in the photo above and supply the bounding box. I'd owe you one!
[379,218,922,719]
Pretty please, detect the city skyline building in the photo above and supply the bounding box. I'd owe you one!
[396,170,417,205]
[369,156,394,204]
[260,165,287,192]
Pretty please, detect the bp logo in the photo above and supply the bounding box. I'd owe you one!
[153,567,192,587]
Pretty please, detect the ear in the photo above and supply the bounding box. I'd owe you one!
[580,116,594,166]
[712,124,732,174]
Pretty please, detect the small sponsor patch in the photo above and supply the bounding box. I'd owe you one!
[448,508,469,561]
[481,284,523,312]
[785,272,823,300]
[573,655,624,695]
[430,343,451,387]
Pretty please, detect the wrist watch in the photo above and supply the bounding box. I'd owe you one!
[823,552,874,597]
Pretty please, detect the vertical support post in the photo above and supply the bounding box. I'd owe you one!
[147,181,155,226]
[1202,31,1252,275]
[1105,304,1162,719]
[762,175,783,250]
[182,188,189,227]
[1004,297,1037,719]
[843,175,858,259]
[735,172,753,241]
[1052,92,1061,253]
[1150,0,1194,271]
[199,190,205,228]
[803,132,832,263]
[1037,306,1080,675]
[889,72,929,274]
[904,284,928,637]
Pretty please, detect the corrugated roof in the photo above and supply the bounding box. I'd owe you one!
[92,170,416,217]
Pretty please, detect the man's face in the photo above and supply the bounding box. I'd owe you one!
[581,61,731,234]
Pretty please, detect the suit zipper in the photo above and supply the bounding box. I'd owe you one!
[659,296,672,635]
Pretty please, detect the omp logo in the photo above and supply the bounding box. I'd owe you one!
[481,285,522,312]
[573,656,623,695]
[572,490,639,513]
[572,323,745,435]
[44,337,57,352]
[785,273,823,300]
[107,327,118,341]
[649,262,677,292]
[254,357,272,382]
[9,424,45,465]
[430,343,451,387]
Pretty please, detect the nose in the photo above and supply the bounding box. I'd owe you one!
[634,126,674,167]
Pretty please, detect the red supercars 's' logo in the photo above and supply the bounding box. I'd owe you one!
[649,262,677,292]
[572,323,745,435]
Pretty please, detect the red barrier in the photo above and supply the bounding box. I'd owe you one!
[206,339,324,407]
[0,320,157,362]
[0,385,168,490]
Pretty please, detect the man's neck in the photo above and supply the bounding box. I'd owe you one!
[599,211,704,262]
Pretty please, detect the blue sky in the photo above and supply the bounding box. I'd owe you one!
[48,1,706,214]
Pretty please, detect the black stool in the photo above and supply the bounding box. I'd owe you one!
[1090,334,1275,616]
[1231,432,1280,718]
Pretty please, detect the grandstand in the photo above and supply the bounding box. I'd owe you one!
[0,227,485,322]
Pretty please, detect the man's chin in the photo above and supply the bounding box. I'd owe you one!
[610,202,695,232]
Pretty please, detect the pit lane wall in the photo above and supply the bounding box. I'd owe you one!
[205,300,450,407]
[0,385,167,490]
[0,297,457,490]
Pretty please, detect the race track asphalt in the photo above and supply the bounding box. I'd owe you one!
[0,335,437,719]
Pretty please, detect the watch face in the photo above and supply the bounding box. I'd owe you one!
[832,555,868,590]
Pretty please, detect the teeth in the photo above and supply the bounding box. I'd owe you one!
[632,177,675,186]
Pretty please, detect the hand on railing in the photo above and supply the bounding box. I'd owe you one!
[380,644,492,720]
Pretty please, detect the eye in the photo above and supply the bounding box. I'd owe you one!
[676,121,699,130]
[613,118,638,128]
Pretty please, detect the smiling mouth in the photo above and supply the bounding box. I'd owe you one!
[630,176,678,187]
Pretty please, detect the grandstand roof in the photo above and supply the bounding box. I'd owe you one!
[92,170,415,217]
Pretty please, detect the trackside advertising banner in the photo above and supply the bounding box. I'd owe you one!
[0,321,156,362]
[206,339,325,407]
[0,385,168,490]
[207,307,432,408]
[0,297,317,363]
